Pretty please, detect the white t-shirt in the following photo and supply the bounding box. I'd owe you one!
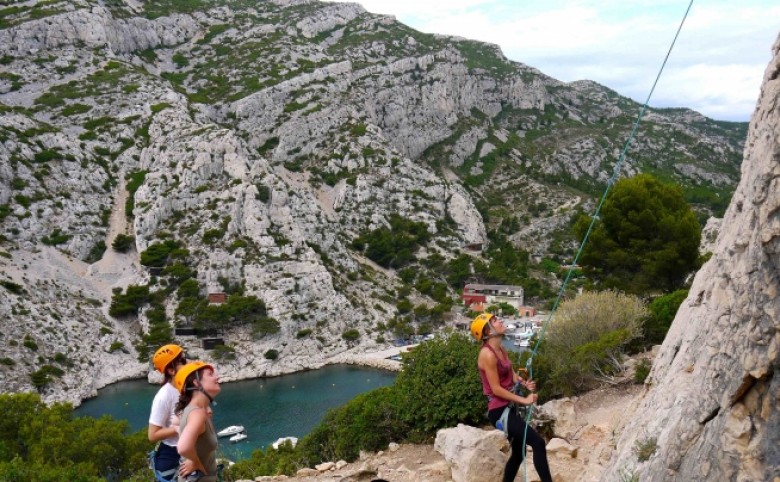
[148,382,180,447]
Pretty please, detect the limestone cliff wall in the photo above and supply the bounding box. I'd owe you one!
[602,33,780,482]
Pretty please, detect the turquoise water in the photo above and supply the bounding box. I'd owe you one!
[76,365,396,461]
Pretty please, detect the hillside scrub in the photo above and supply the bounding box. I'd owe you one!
[227,332,496,477]
[0,393,148,481]
[527,290,647,397]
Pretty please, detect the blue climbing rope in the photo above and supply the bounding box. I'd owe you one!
[518,1,695,480]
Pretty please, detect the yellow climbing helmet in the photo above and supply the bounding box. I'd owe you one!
[152,344,183,373]
[470,313,495,341]
[174,361,213,394]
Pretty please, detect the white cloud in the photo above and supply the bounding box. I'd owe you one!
[324,0,779,121]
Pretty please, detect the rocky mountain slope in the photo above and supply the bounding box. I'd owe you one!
[0,0,747,404]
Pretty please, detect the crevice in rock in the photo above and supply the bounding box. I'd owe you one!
[729,373,758,407]
[701,406,720,425]
[670,344,681,366]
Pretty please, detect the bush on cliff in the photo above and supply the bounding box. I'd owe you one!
[392,332,486,440]
[225,331,490,477]
[0,393,148,481]
[521,290,647,397]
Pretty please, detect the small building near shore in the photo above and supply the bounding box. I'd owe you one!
[462,283,524,311]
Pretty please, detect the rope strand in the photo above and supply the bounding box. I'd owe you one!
[518,1,695,480]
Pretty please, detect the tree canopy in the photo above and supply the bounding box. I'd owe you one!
[351,214,431,269]
[574,174,702,294]
[0,393,148,481]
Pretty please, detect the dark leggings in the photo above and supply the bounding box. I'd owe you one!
[488,405,552,482]
[154,442,179,480]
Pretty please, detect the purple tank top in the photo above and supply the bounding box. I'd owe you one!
[479,344,514,410]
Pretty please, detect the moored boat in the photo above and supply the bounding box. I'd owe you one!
[217,425,245,437]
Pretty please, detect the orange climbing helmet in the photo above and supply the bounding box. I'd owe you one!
[470,313,496,341]
[152,344,184,373]
[174,361,214,394]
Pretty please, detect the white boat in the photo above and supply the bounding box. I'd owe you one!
[272,436,299,449]
[513,330,534,340]
[229,432,248,443]
[514,339,530,348]
[217,425,245,437]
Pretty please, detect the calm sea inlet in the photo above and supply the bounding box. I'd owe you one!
[75,364,396,461]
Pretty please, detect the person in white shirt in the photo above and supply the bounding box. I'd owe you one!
[148,344,187,481]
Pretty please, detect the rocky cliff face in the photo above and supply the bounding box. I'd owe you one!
[602,33,780,482]
[0,0,747,405]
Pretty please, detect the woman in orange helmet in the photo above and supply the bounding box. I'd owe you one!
[148,344,187,481]
[174,361,221,482]
[472,313,553,482]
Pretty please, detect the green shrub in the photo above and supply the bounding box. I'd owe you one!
[350,214,430,269]
[0,280,23,295]
[392,332,485,440]
[33,149,59,163]
[202,228,223,244]
[172,53,189,68]
[297,386,405,465]
[645,289,688,344]
[139,240,180,267]
[176,278,200,298]
[0,393,149,479]
[60,103,92,116]
[124,170,147,218]
[212,344,236,360]
[111,233,135,252]
[23,337,38,351]
[341,329,360,342]
[30,364,64,389]
[108,284,150,317]
[350,123,367,136]
[78,130,97,141]
[634,358,651,384]
[108,341,125,353]
[41,228,70,246]
[258,137,279,155]
[227,437,304,478]
[150,102,171,113]
[537,290,647,396]
[633,436,657,462]
[264,349,279,360]
[255,184,271,202]
[296,328,312,339]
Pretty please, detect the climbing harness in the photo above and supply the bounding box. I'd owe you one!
[147,444,177,482]
[494,378,528,436]
[516,2,696,481]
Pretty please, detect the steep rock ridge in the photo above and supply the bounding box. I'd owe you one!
[0,0,748,404]
[0,5,198,55]
[602,34,780,482]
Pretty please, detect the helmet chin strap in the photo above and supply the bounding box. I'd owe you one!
[189,371,217,406]
[484,320,504,340]
[200,387,216,406]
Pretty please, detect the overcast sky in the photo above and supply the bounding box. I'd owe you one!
[323,0,779,122]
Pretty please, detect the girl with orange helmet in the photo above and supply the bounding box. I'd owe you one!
[174,361,221,482]
[148,344,187,481]
[472,313,553,482]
